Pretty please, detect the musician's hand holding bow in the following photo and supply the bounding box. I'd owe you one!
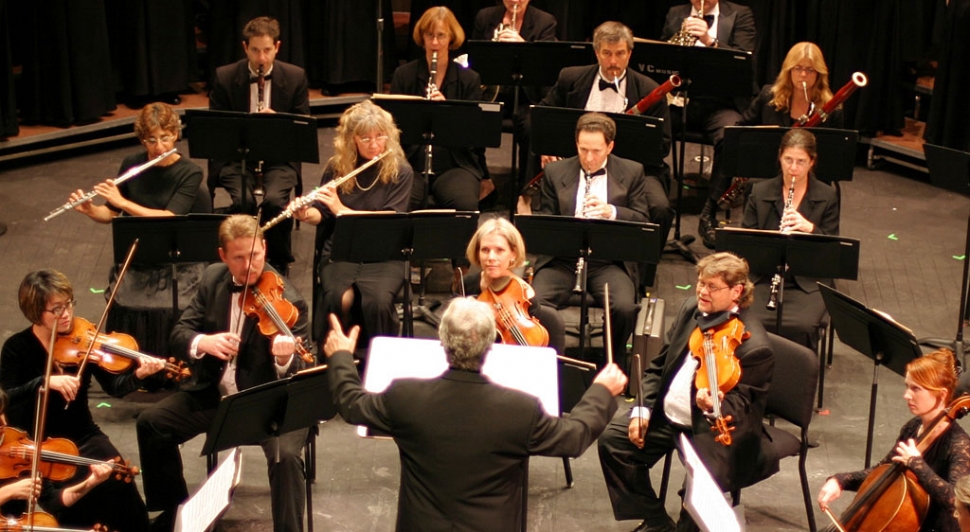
[50,375,81,403]
[817,478,842,512]
[627,416,648,449]
[780,207,814,233]
[198,332,241,360]
[695,387,724,413]
[0,477,41,504]
[134,356,166,379]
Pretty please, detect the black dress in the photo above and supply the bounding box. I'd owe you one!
[739,84,845,128]
[311,160,413,347]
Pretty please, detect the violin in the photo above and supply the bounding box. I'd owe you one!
[241,271,314,364]
[0,510,109,532]
[477,275,549,347]
[688,315,748,446]
[822,394,970,532]
[0,427,138,483]
[52,317,190,381]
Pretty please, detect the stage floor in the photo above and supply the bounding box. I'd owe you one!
[0,126,967,531]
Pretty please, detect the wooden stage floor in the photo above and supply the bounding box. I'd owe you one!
[0,126,967,531]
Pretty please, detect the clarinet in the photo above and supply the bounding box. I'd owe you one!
[572,171,594,293]
[423,51,438,177]
[767,175,797,310]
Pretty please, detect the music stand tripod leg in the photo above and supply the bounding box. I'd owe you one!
[664,87,699,264]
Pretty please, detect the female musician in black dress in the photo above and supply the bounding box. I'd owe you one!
[739,41,844,128]
[294,100,413,350]
[740,128,838,351]
[390,6,484,213]
[818,349,970,532]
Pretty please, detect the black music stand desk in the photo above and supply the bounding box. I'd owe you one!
[819,283,922,468]
[329,211,480,336]
[720,126,859,184]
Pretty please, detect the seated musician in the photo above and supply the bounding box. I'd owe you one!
[292,100,412,353]
[67,102,205,368]
[818,348,970,532]
[740,128,839,351]
[528,21,671,244]
[390,6,484,214]
[739,42,844,129]
[660,0,756,249]
[0,388,112,520]
[0,270,164,531]
[136,214,310,532]
[597,252,775,532]
[532,112,649,371]
[209,16,311,276]
[464,216,564,353]
[322,297,627,532]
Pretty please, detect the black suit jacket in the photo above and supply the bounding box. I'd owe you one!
[641,297,778,490]
[539,64,672,157]
[741,174,840,292]
[208,59,311,177]
[471,5,558,41]
[170,262,308,393]
[328,350,617,532]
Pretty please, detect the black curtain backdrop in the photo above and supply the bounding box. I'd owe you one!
[207,0,306,81]
[925,0,970,151]
[305,0,396,91]
[0,0,17,137]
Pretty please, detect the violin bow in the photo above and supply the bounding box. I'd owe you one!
[74,239,139,382]
[632,353,645,440]
[822,507,848,532]
[603,283,613,366]
[28,310,63,521]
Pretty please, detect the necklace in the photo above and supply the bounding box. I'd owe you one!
[355,167,380,192]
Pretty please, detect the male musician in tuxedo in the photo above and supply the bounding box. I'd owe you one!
[136,214,310,532]
[660,0,756,249]
[529,21,671,247]
[597,252,777,532]
[323,297,628,531]
[209,16,311,276]
[532,112,649,373]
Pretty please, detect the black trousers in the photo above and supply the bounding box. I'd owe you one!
[669,98,742,202]
[745,281,827,352]
[136,387,308,532]
[219,161,298,270]
[532,259,638,368]
[409,166,480,212]
[314,260,404,345]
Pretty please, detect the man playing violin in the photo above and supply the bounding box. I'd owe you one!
[136,214,310,532]
[0,269,165,531]
[597,252,776,532]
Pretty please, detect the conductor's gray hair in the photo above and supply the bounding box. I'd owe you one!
[439,297,496,371]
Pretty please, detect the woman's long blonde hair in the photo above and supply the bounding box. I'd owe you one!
[769,42,834,113]
[327,100,407,194]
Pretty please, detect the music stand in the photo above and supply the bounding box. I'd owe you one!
[720,126,859,184]
[921,144,970,367]
[462,41,596,216]
[329,211,480,336]
[630,40,755,261]
[111,214,225,317]
[183,109,319,213]
[515,214,661,362]
[819,283,922,467]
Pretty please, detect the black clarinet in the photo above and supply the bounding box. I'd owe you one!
[573,170,594,293]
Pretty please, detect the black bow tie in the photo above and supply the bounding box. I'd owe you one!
[598,78,622,92]
[229,282,246,294]
[250,72,271,83]
[584,168,606,180]
[703,14,715,28]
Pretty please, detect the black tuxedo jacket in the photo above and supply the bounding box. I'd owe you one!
[328,350,617,532]
[641,297,778,490]
[170,262,308,393]
[471,5,558,41]
[539,64,671,156]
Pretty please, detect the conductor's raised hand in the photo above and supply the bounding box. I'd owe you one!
[593,363,628,396]
[323,314,360,357]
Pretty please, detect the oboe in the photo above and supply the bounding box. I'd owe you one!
[423,51,438,176]
[256,66,266,112]
[767,175,797,310]
[572,171,594,293]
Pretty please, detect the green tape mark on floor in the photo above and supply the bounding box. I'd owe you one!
[96,402,112,408]
[675,284,692,290]
[955,255,966,261]
[887,234,898,241]
[90,287,105,294]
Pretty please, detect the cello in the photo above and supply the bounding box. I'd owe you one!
[821,394,970,532]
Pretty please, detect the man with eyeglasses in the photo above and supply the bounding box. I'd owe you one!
[209,16,310,276]
[597,252,776,532]
[0,269,166,532]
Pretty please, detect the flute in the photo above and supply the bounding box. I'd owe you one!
[45,148,178,221]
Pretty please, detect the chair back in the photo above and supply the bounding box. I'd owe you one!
[766,332,819,430]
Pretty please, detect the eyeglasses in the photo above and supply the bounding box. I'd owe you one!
[358,135,388,145]
[143,135,176,145]
[781,156,812,168]
[697,282,731,294]
[423,31,449,42]
[792,66,817,75]
[44,299,76,316]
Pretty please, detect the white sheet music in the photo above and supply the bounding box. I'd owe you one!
[175,447,243,532]
[680,434,742,532]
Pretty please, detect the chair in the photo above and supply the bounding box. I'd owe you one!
[659,332,820,531]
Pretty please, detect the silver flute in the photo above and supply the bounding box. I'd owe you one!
[45,148,178,221]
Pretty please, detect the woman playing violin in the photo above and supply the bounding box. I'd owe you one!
[0,270,164,531]
[293,100,412,353]
[818,348,970,532]
[464,217,563,353]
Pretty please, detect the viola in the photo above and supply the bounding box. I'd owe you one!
[0,427,138,483]
[0,510,109,532]
[478,275,549,347]
[688,315,748,446]
[241,271,315,364]
[822,394,970,532]
[53,317,191,381]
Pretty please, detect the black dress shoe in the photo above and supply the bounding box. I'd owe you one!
[631,516,677,532]
[697,215,717,249]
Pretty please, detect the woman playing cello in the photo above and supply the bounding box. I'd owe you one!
[818,348,970,532]
[464,217,564,354]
